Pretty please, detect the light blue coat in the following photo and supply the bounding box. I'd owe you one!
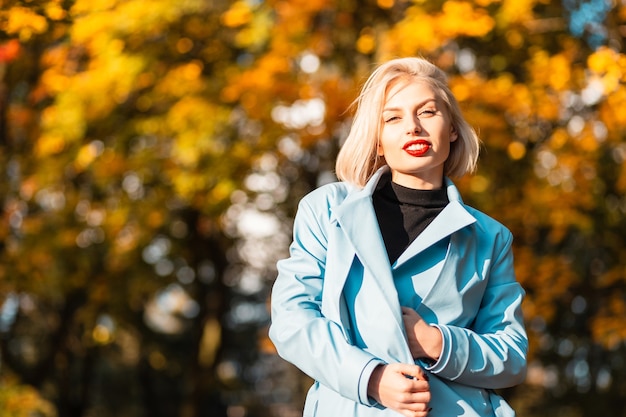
[269,167,527,416]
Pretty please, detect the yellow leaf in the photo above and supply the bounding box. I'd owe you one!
[507,141,527,160]
[2,7,49,40]
[439,1,495,37]
[499,0,536,24]
[588,46,617,73]
[356,30,376,55]
[547,54,571,91]
[221,1,252,28]
[35,133,66,157]
[74,142,100,172]
[40,69,70,94]
[45,2,67,20]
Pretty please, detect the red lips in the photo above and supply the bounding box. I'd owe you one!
[403,140,431,157]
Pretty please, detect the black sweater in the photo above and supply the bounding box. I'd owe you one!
[373,174,449,264]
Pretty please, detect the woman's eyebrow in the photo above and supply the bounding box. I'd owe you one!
[382,98,437,112]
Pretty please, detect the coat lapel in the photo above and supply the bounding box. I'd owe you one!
[330,169,398,305]
[325,170,478,364]
[394,200,476,267]
[329,168,410,358]
[394,177,476,267]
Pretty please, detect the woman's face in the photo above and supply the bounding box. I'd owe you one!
[378,79,457,189]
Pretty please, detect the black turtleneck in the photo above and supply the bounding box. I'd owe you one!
[373,173,449,264]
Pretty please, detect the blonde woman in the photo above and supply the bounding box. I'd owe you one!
[269,57,527,417]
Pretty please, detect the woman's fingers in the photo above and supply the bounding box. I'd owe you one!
[397,362,429,382]
[368,363,431,415]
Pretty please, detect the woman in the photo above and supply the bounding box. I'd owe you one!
[269,57,527,417]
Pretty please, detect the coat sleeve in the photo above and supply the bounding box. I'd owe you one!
[268,195,383,406]
[424,228,528,389]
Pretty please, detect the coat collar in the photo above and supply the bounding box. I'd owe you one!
[330,167,390,266]
[394,178,476,267]
[330,166,477,270]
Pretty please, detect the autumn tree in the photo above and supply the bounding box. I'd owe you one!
[0,1,625,417]
[223,1,626,416]
[0,1,274,416]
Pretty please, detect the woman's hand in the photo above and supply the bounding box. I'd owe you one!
[367,363,431,417]
[401,307,443,362]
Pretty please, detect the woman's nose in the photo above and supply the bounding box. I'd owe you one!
[407,116,421,134]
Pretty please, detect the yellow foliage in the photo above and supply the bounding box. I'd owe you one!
[478,73,521,107]
[45,1,67,20]
[163,96,231,172]
[222,52,292,112]
[528,50,572,92]
[92,324,114,344]
[111,220,140,256]
[74,142,100,172]
[591,292,626,349]
[377,0,395,9]
[474,0,498,6]
[35,133,66,157]
[597,263,626,288]
[72,0,206,44]
[147,210,165,229]
[547,54,571,91]
[498,0,536,25]
[587,47,624,93]
[439,1,495,37]
[270,1,310,40]
[600,85,626,130]
[380,9,439,57]
[40,93,86,145]
[71,0,118,15]
[529,88,560,121]
[167,96,223,131]
[278,0,330,13]
[40,69,70,94]
[515,249,577,323]
[210,180,236,206]
[450,81,471,102]
[78,55,144,116]
[509,84,532,115]
[356,29,376,55]
[40,44,70,68]
[221,1,253,28]
[505,29,524,48]
[155,62,205,98]
[70,10,115,44]
[548,128,569,149]
[0,6,48,40]
[588,46,620,73]
[0,376,57,417]
[176,37,193,54]
[469,175,490,193]
[507,141,526,160]
[92,150,128,181]
[577,130,600,153]
[234,7,274,50]
[381,1,497,56]
[171,172,207,201]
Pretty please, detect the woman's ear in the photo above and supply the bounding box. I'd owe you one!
[450,126,458,142]
[377,141,384,156]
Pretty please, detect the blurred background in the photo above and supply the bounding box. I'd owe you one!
[0,0,625,416]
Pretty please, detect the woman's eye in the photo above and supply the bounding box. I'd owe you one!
[419,109,437,117]
[384,116,400,122]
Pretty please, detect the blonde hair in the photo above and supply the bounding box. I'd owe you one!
[335,57,480,187]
